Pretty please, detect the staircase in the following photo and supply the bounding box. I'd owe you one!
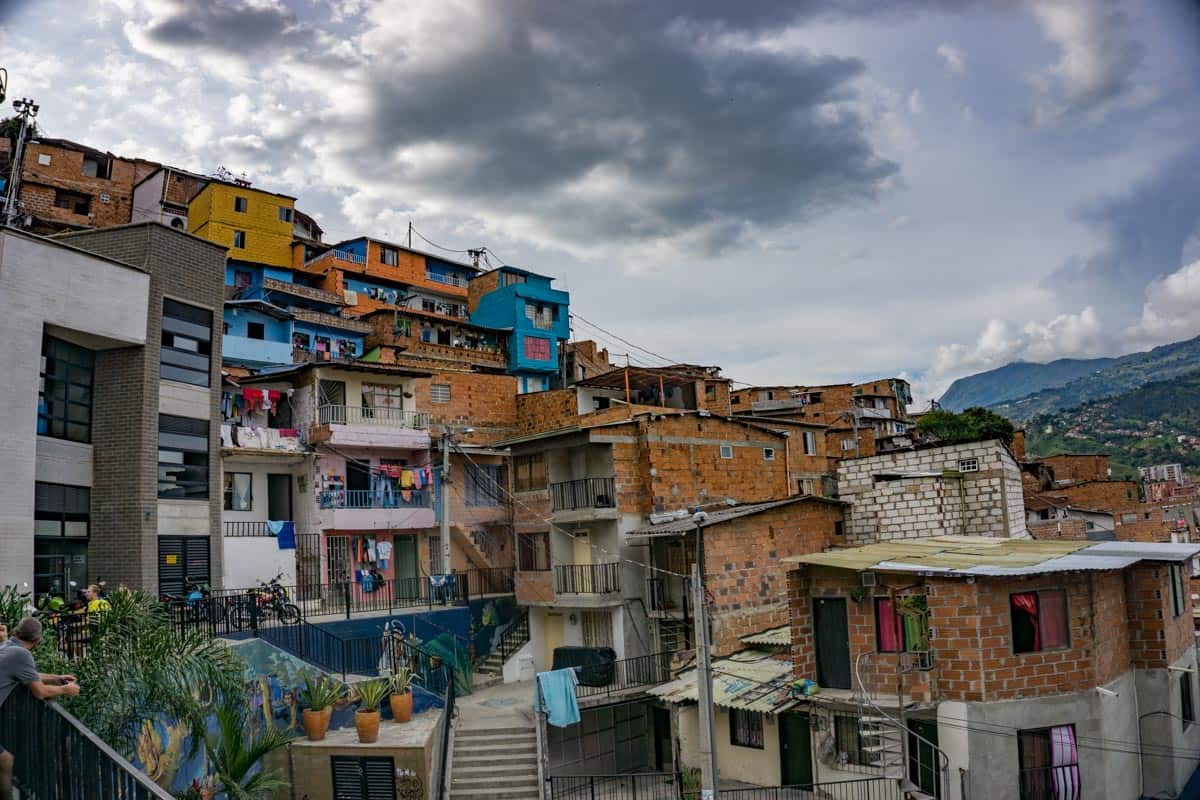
[449,718,540,800]
[854,652,947,800]
[474,608,530,688]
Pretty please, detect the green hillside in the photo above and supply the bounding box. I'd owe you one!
[938,357,1116,411]
[1024,369,1200,480]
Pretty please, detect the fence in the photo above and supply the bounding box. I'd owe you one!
[548,773,683,800]
[498,607,530,664]
[466,566,515,596]
[555,562,621,594]
[222,520,277,537]
[711,778,899,800]
[574,651,676,701]
[318,488,432,509]
[550,477,617,511]
[2,687,175,800]
[432,665,457,800]
[317,403,430,429]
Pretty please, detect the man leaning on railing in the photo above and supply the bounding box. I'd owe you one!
[0,618,80,800]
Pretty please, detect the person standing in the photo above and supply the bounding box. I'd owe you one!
[84,584,111,615]
[0,618,80,800]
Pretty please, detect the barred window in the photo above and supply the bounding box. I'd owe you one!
[430,384,451,404]
[729,709,764,749]
[466,464,503,507]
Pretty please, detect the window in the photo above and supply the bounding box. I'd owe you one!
[158,414,209,500]
[580,610,613,648]
[1018,725,1079,800]
[34,483,90,538]
[958,458,979,473]
[81,155,111,179]
[523,335,552,361]
[834,520,844,537]
[501,271,526,287]
[233,269,253,289]
[1182,671,1195,728]
[38,335,95,443]
[719,445,733,459]
[803,431,817,456]
[875,595,929,652]
[799,479,815,495]
[729,709,764,749]
[54,189,91,215]
[330,756,396,800]
[518,532,550,571]
[224,472,252,511]
[514,453,547,492]
[161,299,213,386]
[430,383,452,404]
[234,196,248,212]
[1170,564,1187,618]
[278,207,293,223]
[763,448,776,461]
[1010,590,1068,653]
[833,714,875,766]
[232,230,246,248]
[381,246,399,266]
[466,464,502,507]
[705,384,717,402]
[246,321,265,340]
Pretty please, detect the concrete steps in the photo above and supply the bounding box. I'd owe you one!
[450,723,539,800]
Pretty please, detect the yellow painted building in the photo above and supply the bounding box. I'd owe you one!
[187,181,297,267]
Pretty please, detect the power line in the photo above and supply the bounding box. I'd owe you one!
[409,225,473,255]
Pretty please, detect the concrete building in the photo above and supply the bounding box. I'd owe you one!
[0,222,226,595]
[782,536,1200,800]
[131,165,209,230]
[468,266,570,393]
[836,439,1029,544]
[188,179,298,268]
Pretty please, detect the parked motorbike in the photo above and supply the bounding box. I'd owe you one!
[233,573,300,628]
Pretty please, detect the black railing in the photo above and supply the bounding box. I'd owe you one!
[550,477,617,512]
[222,520,283,537]
[1,687,175,799]
[554,562,621,594]
[466,566,516,596]
[549,773,683,800]
[498,607,531,664]
[711,778,898,800]
[575,650,676,700]
[432,664,457,800]
[647,575,692,615]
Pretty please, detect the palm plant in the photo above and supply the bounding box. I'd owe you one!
[352,678,391,712]
[298,671,344,711]
[205,697,292,800]
[387,665,416,696]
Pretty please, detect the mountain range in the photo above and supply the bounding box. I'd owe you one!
[938,334,1200,421]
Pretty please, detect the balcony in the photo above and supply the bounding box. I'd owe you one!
[550,477,617,520]
[223,335,293,367]
[309,404,431,449]
[304,249,366,269]
[515,561,622,606]
[425,271,469,288]
[318,488,435,531]
[289,307,372,334]
[223,520,287,537]
[555,562,621,595]
[261,276,344,306]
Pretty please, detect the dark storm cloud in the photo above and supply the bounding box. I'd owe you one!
[1044,149,1200,318]
[141,0,313,52]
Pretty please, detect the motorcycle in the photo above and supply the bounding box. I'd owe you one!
[162,576,226,627]
[233,573,300,629]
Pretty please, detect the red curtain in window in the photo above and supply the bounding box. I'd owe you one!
[876,598,901,652]
[1039,590,1068,650]
[1011,592,1040,651]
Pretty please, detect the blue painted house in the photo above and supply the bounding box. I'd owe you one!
[468,266,570,393]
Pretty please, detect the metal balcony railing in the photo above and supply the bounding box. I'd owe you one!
[223,520,287,537]
[554,562,621,594]
[319,489,432,509]
[318,404,430,429]
[425,271,468,288]
[647,575,692,615]
[550,477,616,512]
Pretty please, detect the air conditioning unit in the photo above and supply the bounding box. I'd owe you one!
[861,571,877,587]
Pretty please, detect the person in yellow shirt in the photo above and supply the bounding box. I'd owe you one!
[84,585,110,614]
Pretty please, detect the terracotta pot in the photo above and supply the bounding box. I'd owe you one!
[356,709,381,743]
[303,707,331,741]
[390,692,413,723]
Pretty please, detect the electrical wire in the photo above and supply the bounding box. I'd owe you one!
[408,225,474,255]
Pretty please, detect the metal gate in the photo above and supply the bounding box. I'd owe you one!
[296,533,322,593]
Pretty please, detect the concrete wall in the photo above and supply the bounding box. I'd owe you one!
[836,440,1027,544]
[676,705,783,788]
[1137,646,1200,798]
[0,230,149,588]
[35,437,93,487]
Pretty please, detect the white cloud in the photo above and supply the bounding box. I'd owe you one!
[936,43,965,74]
[1126,260,1200,344]
[907,88,924,114]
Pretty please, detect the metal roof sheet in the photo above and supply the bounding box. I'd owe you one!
[739,626,790,647]
[781,535,1200,576]
[628,497,847,538]
[648,650,796,714]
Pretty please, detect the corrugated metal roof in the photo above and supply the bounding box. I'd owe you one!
[628,496,847,538]
[740,626,790,647]
[781,535,1200,576]
[648,650,796,714]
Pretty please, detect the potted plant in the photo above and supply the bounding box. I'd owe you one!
[387,666,416,723]
[352,678,390,743]
[299,672,344,741]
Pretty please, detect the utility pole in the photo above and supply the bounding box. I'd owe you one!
[692,514,718,799]
[407,220,412,249]
[439,430,453,576]
[4,95,39,228]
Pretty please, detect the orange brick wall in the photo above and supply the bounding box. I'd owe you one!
[1054,480,1139,512]
[1011,430,1027,460]
[467,270,501,313]
[515,569,553,604]
[1126,563,1194,669]
[704,501,842,655]
[515,390,581,433]
[1044,454,1110,484]
[20,142,143,229]
[1094,570,1132,685]
[1027,518,1089,540]
[413,371,519,445]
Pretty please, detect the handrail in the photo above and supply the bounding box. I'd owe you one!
[319,488,432,509]
[550,476,616,511]
[574,650,676,699]
[853,651,949,798]
[498,606,531,664]
[317,403,430,429]
[434,666,456,800]
[554,562,621,594]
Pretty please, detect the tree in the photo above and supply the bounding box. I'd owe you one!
[0,115,39,145]
[916,406,1015,447]
[204,697,292,800]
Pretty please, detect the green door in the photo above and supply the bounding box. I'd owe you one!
[908,718,941,798]
[779,714,813,786]
[393,536,419,600]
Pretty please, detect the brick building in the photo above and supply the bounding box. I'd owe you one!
[836,439,1028,544]
[503,409,792,667]
[1041,453,1110,485]
[131,165,210,230]
[13,138,158,232]
[781,536,1200,800]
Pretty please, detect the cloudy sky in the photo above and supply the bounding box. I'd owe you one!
[3,0,1200,404]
